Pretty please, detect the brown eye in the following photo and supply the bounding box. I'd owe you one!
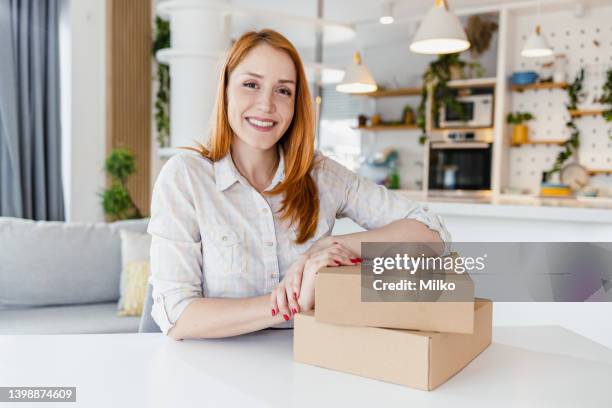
[243,82,257,89]
[278,88,292,96]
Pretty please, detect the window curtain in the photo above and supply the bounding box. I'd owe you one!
[0,0,64,220]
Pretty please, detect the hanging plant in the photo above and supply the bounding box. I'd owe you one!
[153,16,171,148]
[464,15,498,59]
[543,69,584,181]
[417,53,467,144]
[598,68,612,123]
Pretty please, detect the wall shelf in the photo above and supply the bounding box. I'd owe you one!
[353,124,420,131]
[362,87,422,98]
[587,169,612,175]
[510,82,568,92]
[447,77,497,89]
[568,109,606,118]
[511,139,567,146]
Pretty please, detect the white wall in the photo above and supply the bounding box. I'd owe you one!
[60,0,106,222]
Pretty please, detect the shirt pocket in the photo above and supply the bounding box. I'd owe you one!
[203,224,246,277]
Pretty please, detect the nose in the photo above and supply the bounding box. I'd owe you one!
[255,89,275,113]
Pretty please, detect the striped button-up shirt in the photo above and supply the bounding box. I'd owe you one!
[147,150,452,334]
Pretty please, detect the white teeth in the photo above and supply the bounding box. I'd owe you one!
[247,118,274,127]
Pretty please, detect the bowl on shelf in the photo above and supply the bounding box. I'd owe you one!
[511,71,539,85]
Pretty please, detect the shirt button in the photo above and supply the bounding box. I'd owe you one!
[221,235,228,242]
[265,241,274,247]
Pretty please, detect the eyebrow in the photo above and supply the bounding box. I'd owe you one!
[243,72,295,85]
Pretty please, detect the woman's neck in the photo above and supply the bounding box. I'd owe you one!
[230,139,279,193]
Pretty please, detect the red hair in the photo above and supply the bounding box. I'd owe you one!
[182,29,318,244]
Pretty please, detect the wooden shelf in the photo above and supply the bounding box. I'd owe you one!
[447,77,497,89]
[510,82,568,92]
[568,109,606,118]
[511,139,567,146]
[362,87,422,98]
[353,124,419,131]
[587,169,612,175]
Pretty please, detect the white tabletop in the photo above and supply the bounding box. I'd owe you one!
[1,326,611,408]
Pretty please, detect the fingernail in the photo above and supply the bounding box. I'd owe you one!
[283,314,290,321]
[356,257,363,263]
[271,309,276,316]
[291,308,298,315]
[350,258,359,263]
[334,260,340,266]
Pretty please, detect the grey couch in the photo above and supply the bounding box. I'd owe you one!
[0,217,152,334]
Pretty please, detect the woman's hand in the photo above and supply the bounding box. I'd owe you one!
[296,243,362,312]
[269,242,360,319]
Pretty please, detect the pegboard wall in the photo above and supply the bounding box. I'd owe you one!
[507,5,612,194]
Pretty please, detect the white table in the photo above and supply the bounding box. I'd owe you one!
[1,326,611,407]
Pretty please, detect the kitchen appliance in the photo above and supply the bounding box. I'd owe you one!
[428,141,492,191]
[438,91,494,128]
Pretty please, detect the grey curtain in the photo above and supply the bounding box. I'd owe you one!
[0,0,64,220]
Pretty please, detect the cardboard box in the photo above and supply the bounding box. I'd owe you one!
[315,265,475,333]
[294,299,492,391]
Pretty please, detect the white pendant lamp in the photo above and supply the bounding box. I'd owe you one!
[336,51,378,94]
[521,25,553,58]
[410,0,470,55]
[379,2,394,25]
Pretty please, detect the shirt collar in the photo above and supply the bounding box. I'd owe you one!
[214,146,285,192]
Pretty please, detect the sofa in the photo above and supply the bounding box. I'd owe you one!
[0,217,153,334]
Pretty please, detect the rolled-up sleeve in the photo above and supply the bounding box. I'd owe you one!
[148,156,203,335]
[323,157,452,256]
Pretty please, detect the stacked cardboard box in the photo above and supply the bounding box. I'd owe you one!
[293,265,492,391]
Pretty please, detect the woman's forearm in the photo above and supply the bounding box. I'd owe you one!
[332,219,445,257]
[168,295,287,340]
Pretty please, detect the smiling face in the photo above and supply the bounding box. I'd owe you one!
[226,43,297,151]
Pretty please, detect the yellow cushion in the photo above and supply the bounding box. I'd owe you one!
[117,260,150,316]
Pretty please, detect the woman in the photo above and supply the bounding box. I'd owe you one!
[148,29,451,341]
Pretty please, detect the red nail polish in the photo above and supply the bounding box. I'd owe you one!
[283,314,289,321]
[271,309,276,316]
[334,260,340,266]
[356,257,363,263]
[350,258,358,263]
[291,308,297,315]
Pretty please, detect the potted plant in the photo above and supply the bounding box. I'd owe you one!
[99,148,143,221]
[507,112,535,145]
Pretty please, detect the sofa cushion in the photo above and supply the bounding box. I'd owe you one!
[0,217,149,308]
[0,302,140,334]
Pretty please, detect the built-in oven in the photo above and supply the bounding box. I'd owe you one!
[438,90,494,129]
[428,141,492,192]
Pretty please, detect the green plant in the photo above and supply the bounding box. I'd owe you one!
[566,68,585,110]
[99,148,143,221]
[153,16,171,148]
[416,53,467,144]
[506,112,535,125]
[598,68,612,123]
[543,69,585,181]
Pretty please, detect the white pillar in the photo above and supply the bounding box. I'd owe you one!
[156,1,231,151]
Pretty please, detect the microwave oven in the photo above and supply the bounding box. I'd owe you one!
[438,94,494,128]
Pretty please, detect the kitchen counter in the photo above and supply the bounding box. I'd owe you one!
[393,190,612,224]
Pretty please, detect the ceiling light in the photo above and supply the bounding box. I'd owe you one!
[336,51,378,94]
[379,3,394,25]
[409,0,470,55]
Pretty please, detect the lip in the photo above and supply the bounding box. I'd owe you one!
[245,116,277,133]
